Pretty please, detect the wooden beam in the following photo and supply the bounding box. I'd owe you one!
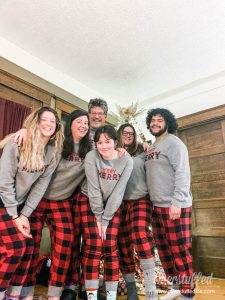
[56,98,79,114]
[193,198,225,209]
[177,104,225,129]
[0,70,51,105]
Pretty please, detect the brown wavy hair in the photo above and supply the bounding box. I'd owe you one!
[117,123,143,156]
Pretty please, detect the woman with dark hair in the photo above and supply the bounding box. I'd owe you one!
[0,107,63,300]
[117,124,157,300]
[20,110,92,300]
[79,125,133,300]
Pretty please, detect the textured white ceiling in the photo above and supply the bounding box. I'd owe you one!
[1,0,225,108]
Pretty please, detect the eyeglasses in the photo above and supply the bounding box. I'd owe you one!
[122,131,134,137]
[90,112,105,116]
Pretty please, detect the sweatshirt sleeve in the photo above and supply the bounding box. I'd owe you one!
[102,156,133,227]
[168,140,191,207]
[84,151,104,222]
[21,157,58,217]
[0,142,19,216]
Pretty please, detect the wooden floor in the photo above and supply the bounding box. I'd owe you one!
[35,278,225,299]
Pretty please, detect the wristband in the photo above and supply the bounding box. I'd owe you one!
[12,215,19,220]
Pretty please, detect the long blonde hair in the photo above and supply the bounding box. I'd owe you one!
[0,107,64,171]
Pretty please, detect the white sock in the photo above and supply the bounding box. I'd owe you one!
[106,291,117,300]
[160,288,181,300]
[5,295,19,300]
[86,290,98,300]
[180,296,193,300]
[0,291,6,300]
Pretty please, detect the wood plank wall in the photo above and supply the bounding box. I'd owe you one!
[177,105,225,278]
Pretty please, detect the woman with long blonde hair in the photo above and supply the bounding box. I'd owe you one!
[20,109,92,300]
[0,106,63,300]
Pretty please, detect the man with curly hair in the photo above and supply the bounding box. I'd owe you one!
[145,108,195,300]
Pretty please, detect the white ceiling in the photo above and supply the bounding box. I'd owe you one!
[1,0,225,111]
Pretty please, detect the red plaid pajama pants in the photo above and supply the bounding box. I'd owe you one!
[24,197,74,288]
[118,197,155,274]
[66,190,83,285]
[0,207,34,292]
[78,192,121,281]
[152,206,195,297]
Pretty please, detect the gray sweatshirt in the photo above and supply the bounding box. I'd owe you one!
[0,141,58,217]
[89,129,96,148]
[81,149,133,226]
[44,143,86,200]
[145,134,192,208]
[123,151,148,200]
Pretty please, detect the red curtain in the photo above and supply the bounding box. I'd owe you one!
[0,98,31,155]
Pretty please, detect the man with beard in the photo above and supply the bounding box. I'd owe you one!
[145,108,195,300]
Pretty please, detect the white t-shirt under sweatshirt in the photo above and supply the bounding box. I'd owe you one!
[82,149,133,226]
[145,134,192,208]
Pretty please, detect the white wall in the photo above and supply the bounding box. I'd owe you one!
[0,37,102,102]
[139,72,225,141]
[1,35,225,142]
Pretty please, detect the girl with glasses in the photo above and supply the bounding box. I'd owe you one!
[117,123,157,300]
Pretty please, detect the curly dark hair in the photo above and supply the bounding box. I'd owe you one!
[88,98,108,115]
[146,108,178,134]
[62,110,92,159]
[117,123,143,156]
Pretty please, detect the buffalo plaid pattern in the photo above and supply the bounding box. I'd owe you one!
[0,207,34,292]
[24,197,74,288]
[79,192,121,281]
[152,206,195,297]
[118,197,155,274]
[66,190,83,285]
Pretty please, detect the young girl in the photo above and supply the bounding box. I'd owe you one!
[79,125,133,300]
[117,124,157,300]
[20,110,92,300]
[0,107,63,300]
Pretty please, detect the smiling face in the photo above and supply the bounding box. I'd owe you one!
[121,126,135,146]
[71,115,89,143]
[96,133,116,160]
[38,111,57,140]
[149,114,168,137]
[89,106,107,130]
